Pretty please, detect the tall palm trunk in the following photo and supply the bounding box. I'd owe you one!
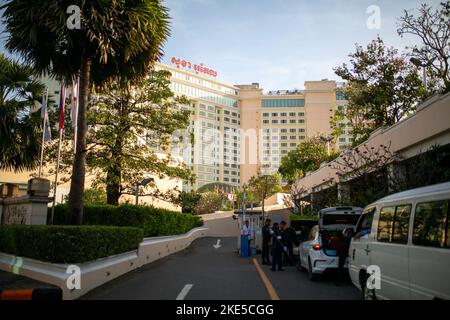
[68,52,91,225]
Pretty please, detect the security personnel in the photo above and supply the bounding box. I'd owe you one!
[271,223,285,271]
[261,219,272,265]
[282,222,296,266]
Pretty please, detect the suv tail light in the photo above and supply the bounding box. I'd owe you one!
[312,244,322,251]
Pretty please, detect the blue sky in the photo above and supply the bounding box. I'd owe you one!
[0,0,443,91]
[161,0,442,91]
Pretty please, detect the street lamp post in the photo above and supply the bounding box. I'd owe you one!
[410,57,434,91]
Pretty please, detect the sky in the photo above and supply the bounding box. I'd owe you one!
[0,0,443,91]
[161,0,442,91]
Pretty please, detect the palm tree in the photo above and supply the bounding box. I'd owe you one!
[2,0,170,224]
[0,53,45,172]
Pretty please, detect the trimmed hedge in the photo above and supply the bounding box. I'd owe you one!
[0,225,144,263]
[51,204,203,237]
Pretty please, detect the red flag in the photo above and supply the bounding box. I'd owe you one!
[59,84,66,129]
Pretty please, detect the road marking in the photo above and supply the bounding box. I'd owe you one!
[176,284,193,300]
[213,239,222,249]
[252,258,280,300]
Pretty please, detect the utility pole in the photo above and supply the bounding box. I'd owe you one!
[242,183,247,223]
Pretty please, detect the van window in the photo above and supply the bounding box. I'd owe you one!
[355,207,375,237]
[392,205,411,244]
[413,200,449,249]
[377,207,395,242]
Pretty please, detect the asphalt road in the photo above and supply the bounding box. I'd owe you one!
[82,237,360,300]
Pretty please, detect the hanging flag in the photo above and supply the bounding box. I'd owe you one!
[40,90,52,142]
[59,84,66,130]
[70,78,78,128]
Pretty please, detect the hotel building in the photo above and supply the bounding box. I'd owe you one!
[157,59,351,191]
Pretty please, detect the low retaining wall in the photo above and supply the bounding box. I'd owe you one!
[0,227,208,300]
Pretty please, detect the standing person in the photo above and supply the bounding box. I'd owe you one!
[261,219,272,265]
[242,220,252,256]
[271,223,285,272]
[279,221,289,266]
[283,222,296,266]
[336,228,353,285]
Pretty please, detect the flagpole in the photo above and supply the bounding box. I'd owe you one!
[50,83,65,225]
[50,127,63,225]
[73,77,79,155]
[38,89,48,178]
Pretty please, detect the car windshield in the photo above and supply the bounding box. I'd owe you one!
[322,214,361,226]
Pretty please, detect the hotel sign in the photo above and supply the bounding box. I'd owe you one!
[170,56,218,78]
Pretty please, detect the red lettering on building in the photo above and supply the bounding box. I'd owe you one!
[170,56,218,78]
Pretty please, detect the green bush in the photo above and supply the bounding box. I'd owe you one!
[51,204,203,237]
[0,225,144,263]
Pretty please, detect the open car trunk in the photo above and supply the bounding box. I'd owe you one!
[320,230,344,256]
[319,213,361,256]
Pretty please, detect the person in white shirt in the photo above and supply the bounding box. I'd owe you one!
[242,220,252,255]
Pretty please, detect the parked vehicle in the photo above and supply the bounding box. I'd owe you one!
[291,219,318,256]
[349,181,450,300]
[299,207,362,280]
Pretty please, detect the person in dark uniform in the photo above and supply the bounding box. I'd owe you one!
[261,219,272,265]
[283,222,296,266]
[271,223,285,272]
[336,228,353,285]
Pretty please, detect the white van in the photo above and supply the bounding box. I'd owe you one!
[349,181,450,300]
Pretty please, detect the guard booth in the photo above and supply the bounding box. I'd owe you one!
[234,210,264,256]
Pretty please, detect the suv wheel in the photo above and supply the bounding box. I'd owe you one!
[361,273,377,300]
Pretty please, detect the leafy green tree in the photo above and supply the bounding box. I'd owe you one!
[49,70,193,205]
[176,191,202,214]
[0,53,45,171]
[247,172,283,204]
[194,192,225,215]
[334,37,426,146]
[278,137,337,184]
[397,2,450,92]
[2,0,171,224]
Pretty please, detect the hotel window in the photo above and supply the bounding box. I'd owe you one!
[224,110,230,115]
[263,128,270,133]
[264,143,270,147]
[263,120,269,124]
[289,119,296,124]
[299,129,305,133]
[289,112,296,117]
[281,129,288,133]
[281,119,287,124]
[272,128,279,133]
[299,119,305,124]
[272,136,279,140]
[300,136,305,140]
[281,113,287,117]
[290,143,297,147]
[272,120,278,124]
[290,129,296,133]
[272,157,279,162]
[263,113,269,117]
[290,136,296,140]
[281,136,288,140]
[272,113,278,117]
[298,112,305,116]
[281,143,288,147]
[232,112,237,117]
[281,150,288,154]
[339,138,346,142]
[272,143,279,147]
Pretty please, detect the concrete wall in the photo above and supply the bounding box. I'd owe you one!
[202,212,239,237]
[295,92,450,195]
[0,227,208,300]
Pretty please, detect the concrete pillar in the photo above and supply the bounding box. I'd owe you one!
[0,178,51,225]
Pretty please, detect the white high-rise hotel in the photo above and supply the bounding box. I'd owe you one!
[157,58,352,191]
